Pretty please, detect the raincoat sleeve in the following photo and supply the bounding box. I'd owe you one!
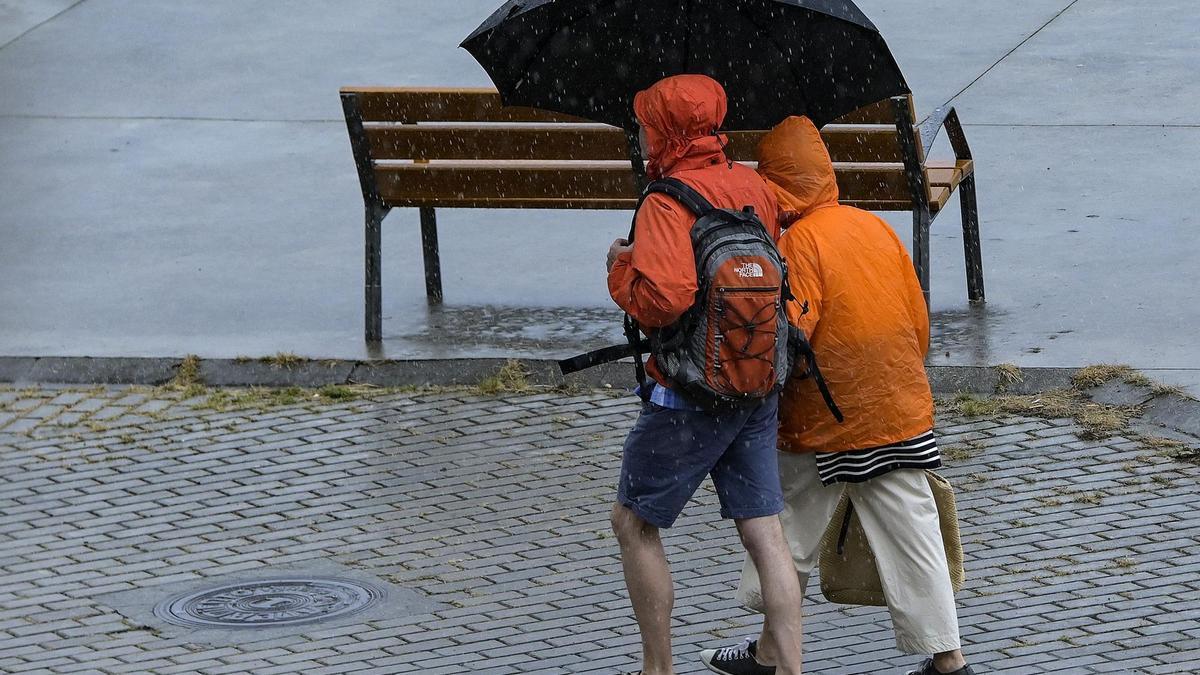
[607,194,699,328]
[779,231,822,336]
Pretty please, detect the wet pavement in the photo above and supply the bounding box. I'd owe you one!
[1,384,1198,674]
[1,1,1199,393]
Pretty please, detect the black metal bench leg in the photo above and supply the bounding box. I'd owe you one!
[365,205,384,342]
[959,174,985,304]
[913,209,932,307]
[419,207,443,304]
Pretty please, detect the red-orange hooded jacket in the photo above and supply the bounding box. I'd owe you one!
[759,116,933,453]
[607,75,781,385]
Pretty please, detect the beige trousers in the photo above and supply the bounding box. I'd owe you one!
[736,451,962,655]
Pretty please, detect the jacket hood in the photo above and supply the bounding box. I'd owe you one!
[633,74,729,179]
[757,116,839,217]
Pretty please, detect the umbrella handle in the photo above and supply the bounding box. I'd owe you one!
[625,128,648,191]
[624,128,648,241]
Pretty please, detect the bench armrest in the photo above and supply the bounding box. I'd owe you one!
[918,106,972,161]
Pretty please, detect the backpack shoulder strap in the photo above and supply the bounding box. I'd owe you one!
[644,177,717,217]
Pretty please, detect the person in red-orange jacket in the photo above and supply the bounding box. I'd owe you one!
[605,74,805,675]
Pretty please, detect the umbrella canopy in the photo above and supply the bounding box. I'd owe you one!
[461,0,909,130]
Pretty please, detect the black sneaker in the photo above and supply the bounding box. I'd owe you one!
[906,658,976,675]
[699,638,776,675]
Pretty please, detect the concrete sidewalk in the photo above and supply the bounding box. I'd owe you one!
[1,384,1198,673]
[1,0,1198,394]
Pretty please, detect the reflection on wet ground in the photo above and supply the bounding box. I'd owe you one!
[383,302,1012,367]
[385,304,625,359]
[928,305,1009,365]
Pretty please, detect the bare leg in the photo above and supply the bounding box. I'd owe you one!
[612,504,674,675]
[933,650,967,672]
[755,615,778,666]
[737,516,804,675]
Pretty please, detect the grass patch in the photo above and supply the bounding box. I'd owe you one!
[317,384,359,401]
[940,388,1135,441]
[1142,435,1186,453]
[262,352,306,369]
[1054,488,1103,505]
[194,384,383,411]
[942,445,979,462]
[1138,435,1199,464]
[197,387,307,411]
[478,360,531,395]
[942,390,1077,419]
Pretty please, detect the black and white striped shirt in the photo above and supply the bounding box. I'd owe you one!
[814,430,940,485]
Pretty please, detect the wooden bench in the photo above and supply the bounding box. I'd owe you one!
[340,87,983,342]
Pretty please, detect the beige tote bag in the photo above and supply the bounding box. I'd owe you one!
[818,470,965,606]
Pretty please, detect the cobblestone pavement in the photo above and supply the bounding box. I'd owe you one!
[1,384,1198,674]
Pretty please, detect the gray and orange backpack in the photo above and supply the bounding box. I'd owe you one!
[561,177,842,420]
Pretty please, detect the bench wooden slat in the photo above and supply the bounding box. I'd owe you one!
[363,124,903,163]
[364,125,629,161]
[926,159,974,189]
[816,126,904,163]
[928,186,951,212]
[830,96,911,125]
[375,162,913,208]
[343,87,588,124]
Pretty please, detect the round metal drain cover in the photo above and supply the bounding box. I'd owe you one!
[155,577,384,628]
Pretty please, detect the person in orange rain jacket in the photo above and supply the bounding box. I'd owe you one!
[604,75,805,675]
[700,116,976,675]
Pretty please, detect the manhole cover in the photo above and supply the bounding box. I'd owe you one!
[154,577,384,629]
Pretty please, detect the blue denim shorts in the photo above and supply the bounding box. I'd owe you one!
[616,394,784,528]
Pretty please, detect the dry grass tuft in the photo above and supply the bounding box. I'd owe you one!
[994,363,1024,393]
[162,355,206,398]
[1150,382,1186,397]
[1071,363,1156,390]
[940,389,1136,441]
[263,352,306,369]
[941,390,1077,419]
[478,360,531,395]
[1140,435,1200,464]
[1075,403,1135,440]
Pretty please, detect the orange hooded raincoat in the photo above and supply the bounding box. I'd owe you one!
[759,116,933,453]
[608,75,781,385]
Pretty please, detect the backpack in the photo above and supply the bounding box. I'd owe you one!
[561,178,842,420]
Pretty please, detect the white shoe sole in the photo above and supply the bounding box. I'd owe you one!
[699,649,732,675]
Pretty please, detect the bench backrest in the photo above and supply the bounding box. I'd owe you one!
[341,87,926,212]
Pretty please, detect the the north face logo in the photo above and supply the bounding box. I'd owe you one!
[735,262,764,278]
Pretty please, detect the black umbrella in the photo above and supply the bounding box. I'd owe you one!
[461,0,909,130]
